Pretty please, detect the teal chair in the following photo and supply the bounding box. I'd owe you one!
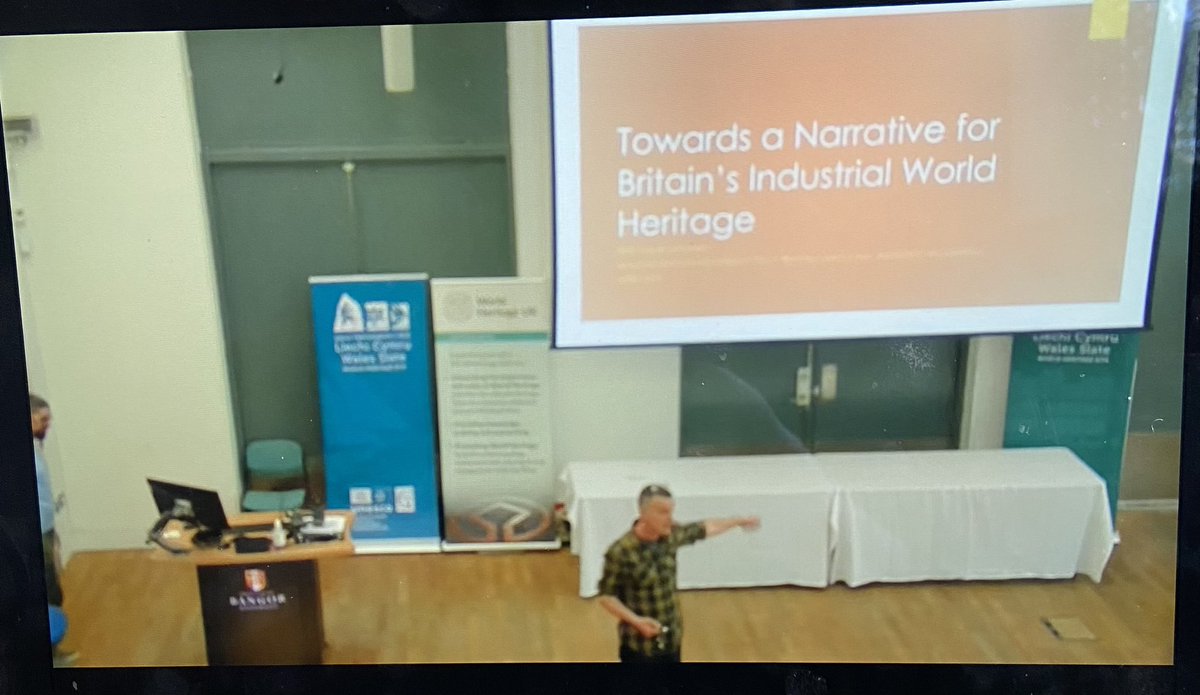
[241,439,307,512]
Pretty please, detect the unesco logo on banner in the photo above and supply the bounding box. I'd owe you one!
[349,486,417,514]
[228,568,287,612]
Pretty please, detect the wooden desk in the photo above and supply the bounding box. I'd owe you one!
[156,512,354,665]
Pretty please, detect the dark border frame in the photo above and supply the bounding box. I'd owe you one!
[0,2,1194,695]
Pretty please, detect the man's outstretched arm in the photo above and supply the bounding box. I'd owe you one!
[704,516,760,538]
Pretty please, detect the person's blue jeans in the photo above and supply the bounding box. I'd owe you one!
[42,531,62,607]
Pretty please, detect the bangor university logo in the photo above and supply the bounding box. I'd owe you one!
[333,293,365,334]
[244,569,268,593]
[230,569,286,611]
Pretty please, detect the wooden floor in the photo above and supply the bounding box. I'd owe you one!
[56,510,1176,666]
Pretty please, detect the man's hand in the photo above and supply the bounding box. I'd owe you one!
[633,616,663,639]
[600,595,663,639]
[705,515,763,537]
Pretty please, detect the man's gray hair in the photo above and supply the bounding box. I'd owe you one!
[29,393,49,412]
[638,484,672,509]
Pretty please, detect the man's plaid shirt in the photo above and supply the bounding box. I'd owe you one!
[598,522,707,656]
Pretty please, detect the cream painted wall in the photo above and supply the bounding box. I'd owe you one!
[507,22,553,282]
[958,336,1013,450]
[0,32,241,556]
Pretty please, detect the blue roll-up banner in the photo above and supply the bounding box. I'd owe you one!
[310,274,442,553]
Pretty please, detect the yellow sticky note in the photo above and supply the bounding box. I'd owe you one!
[1089,0,1130,40]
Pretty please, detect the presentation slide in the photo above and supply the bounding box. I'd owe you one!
[550,0,1185,348]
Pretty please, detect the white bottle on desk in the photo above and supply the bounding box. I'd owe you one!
[271,518,287,549]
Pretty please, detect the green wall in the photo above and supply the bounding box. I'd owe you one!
[187,25,515,478]
[188,24,510,150]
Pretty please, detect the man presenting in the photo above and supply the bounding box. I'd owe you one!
[597,484,760,663]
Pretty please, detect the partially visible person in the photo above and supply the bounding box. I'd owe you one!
[30,393,76,666]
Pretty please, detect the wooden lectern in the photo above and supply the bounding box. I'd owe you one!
[155,512,354,665]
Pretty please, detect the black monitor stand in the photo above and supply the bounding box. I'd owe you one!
[148,508,227,552]
[191,528,225,548]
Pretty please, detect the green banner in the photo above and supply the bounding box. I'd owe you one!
[1003,330,1139,520]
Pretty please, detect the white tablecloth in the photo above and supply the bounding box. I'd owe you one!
[821,448,1114,587]
[561,455,836,598]
[561,448,1114,597]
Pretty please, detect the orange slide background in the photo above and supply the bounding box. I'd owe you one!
[575,3,1158,321]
